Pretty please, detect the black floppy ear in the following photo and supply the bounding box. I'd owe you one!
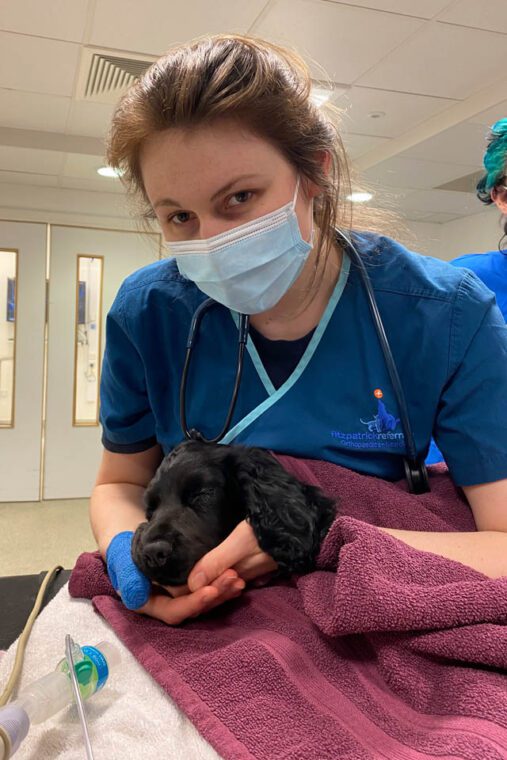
[229,447,336,574]
[300,483,336,543]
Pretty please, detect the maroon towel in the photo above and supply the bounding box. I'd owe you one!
[70,460,507,760]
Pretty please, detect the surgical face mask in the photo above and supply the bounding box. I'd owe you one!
[164,177,313,314]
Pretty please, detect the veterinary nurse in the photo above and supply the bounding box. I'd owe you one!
[426,118,507,466]
[452,118,507,321]
[91,35,507,626]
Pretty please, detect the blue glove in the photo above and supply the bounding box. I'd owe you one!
[106,531,151,610]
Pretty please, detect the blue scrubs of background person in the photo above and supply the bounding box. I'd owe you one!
[452,249,507,321]
[426,118,507,466]
[91,35,507,628]
[452,119,507,322]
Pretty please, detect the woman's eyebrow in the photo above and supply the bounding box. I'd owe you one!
[153,173,264,210]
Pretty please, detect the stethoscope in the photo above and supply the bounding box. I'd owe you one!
[180,229,430,494]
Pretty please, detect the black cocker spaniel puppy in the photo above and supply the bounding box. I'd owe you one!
[132,440,336,586]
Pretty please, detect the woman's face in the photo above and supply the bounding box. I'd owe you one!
[139,119,317,243]
[492,180,507,215]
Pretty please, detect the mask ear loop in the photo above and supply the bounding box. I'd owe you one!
[291,174,301,208]
[292,174,315,246]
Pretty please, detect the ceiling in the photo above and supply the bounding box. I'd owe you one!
[1,0,506,224]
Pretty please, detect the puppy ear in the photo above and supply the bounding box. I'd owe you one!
[301,483,336,542]
[230,447,336,574]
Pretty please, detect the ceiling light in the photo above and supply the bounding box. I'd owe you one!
[97,166,122,178]
[347,191,374,203]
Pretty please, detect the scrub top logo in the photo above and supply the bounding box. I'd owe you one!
[360,389,400,433]
[330,389,405,450]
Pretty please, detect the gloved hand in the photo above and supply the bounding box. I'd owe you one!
[106,531,151,610]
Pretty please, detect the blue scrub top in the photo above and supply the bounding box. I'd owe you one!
[452,249,507,322]
[426,248,507,466]
[100,232,507,487]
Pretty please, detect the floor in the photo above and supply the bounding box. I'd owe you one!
[0,498,97,576]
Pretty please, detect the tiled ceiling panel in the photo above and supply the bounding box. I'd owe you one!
[89,0,270,54]
[357,22,507,99]
[399,122,490,164]
[335,87,456,138]
[254,0,423,83]
[0,32,80,97]
[364,155,479,191]
[0,89,71,132]
[437,0,507,35]
[325,0,452,18]
[0,0,89,43]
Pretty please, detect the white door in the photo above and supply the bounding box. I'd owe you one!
[0,221,47,502]
[43,225,160,499]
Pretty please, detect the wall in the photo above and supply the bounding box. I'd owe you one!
[402,221,442,258]
[438,206,503,261]
[0,182,140,231]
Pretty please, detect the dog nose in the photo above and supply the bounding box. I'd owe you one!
[143,540,171,568]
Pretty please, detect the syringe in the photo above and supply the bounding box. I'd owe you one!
[0,640,120,758]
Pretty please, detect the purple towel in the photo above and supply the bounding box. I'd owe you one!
[69,460,507,760]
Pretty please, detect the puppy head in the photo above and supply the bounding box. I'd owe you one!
[131,440,245,585]
[132,440,337,586]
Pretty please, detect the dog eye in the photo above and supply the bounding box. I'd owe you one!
[186,487,216,507]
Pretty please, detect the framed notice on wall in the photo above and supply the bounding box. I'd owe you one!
[6,277,15,323]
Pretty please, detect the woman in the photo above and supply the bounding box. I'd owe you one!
[452,118,507,320]
[426,118,507,466]
[91,34,507,626]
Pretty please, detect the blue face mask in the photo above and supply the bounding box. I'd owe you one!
[164,177,313,314]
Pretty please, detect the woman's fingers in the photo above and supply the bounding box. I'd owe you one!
[138,570,245,625]
[154,581,189,598]
[187,521,259,592]
[139,585,220,625]
[233,553,278,581]
[190,577,246,617]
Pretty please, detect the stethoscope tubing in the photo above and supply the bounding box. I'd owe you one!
[179,230,429,492]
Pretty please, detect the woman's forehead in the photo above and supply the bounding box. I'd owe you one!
[140,123,290,204]
[143,122,284,169]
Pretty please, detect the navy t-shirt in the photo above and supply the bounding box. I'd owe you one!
[248,324,315,390]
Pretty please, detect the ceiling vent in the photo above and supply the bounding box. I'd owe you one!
[435,169,483,194]
[75,47,156,103]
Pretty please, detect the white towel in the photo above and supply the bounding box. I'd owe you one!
[0,585,221,759]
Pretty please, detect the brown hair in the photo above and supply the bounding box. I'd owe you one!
[106,34,390,273]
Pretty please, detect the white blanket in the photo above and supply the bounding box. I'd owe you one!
[0,585,221,759]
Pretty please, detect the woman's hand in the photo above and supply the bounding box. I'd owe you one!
[134,520,277,625]
[188,519,278,590]
[136,569,246,625]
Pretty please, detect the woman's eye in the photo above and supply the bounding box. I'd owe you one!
[227,191,253,208]
[169,211,192,225]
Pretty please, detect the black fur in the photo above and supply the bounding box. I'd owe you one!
[131,440,336,586]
